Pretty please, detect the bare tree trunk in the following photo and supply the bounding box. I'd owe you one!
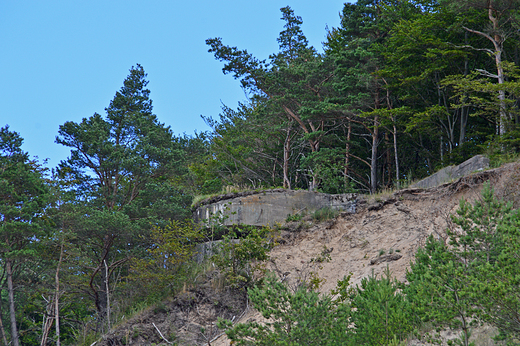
[6,260,20,346]
[392,121,400,189]
[104,260,111,332]
[440,135,444,163]
[370,115,379,194]
[463,0,508,135]
[460,107,469,145]
[55,243,63,346]
[0,294,9,346]
[40,297,54,346]
[283,127,291,189]
[385,132,392,188]
[91,237,112,333]
[460,31,469,146]
[344,118,352,187]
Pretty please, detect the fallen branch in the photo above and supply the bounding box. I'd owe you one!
[152,323,173,345]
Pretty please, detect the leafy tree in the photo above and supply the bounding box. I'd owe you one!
[378,3,476,163]
[211,225,275,288]
[207,7,337,190]
[326,0,417,192]
[442,63,520,152]
[55,64,191,330]
[474,210,520,339]
[441,0,520,135]
[200,103,286,189]
[129,219,202,300]
[0,126,50,346]
[219,268,417,346]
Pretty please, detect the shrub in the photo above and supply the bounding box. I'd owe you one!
[211,225,276,288]
[312,207,339,222]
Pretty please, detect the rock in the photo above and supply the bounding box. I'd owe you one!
[411,155,490,189]
[369,253,402,265]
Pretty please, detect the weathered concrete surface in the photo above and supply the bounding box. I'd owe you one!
[194,190,358,227]
[411,155,490,189]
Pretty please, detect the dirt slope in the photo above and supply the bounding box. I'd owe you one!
[100,162,520,346]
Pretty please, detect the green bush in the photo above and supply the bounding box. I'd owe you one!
[312,207,339,222]
[211,225,276,288]
[219,269,416,346]
[218,274,352,346]
[406,183,520,344]
[349,268,418,345]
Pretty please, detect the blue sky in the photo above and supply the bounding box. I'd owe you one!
[1,1,348,167]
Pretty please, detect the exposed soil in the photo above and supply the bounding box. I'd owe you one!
[96,273,247,346]
[101,162,520,346]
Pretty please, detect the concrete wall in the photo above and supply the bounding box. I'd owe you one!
[194,190,358,227]
[411,155,490,189]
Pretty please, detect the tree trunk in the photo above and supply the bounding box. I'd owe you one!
[385,132,392,188]
[460,31,469,146]
[283,127,291,189]
[490,5,507,135]
[95,272,108,333]
[6,260,20,346]
[281,105,321,190]
[370,115,379,194]
[90,236,114,333]
[55,242,63,346]
[40,297,54,346]
[460,106,468,145]
[440,135,444,163]
[344,118,352,187]
[104,260,111,332]
[392,120,400,190]
[463,1,508,135]
[0,294,9,346]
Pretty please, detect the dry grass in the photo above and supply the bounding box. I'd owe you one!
[192,184,269,207]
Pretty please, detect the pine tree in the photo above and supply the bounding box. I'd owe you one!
[56,64,191,330]
[0,126,50,346]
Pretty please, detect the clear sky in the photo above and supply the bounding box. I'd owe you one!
[1,1,348,167]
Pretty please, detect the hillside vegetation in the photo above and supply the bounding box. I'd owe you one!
[1,1,520,345]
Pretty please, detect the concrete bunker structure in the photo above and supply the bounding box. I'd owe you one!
[194,189,358,227]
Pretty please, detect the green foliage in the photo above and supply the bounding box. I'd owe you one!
[200,177,223,194]
[285,211,304,222]
[407,182,520,344]
[349,268,418,346]
[211,226,276,288]
[406,235,478,346]
[302,148,357,194]
[55,64,192,329]
[201,0,520,194]
[7,1,520,344]
[0,126,50,258]
[218,274,352,346]
[312,207,339,222]
[0,125,50,346]
[453,184,520,339]
[220,268,416,346]
[129,220,202,299]
[484,139,520,168]
[207,6,339,191]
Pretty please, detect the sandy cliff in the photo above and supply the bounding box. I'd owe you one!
[100,161,520,346]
